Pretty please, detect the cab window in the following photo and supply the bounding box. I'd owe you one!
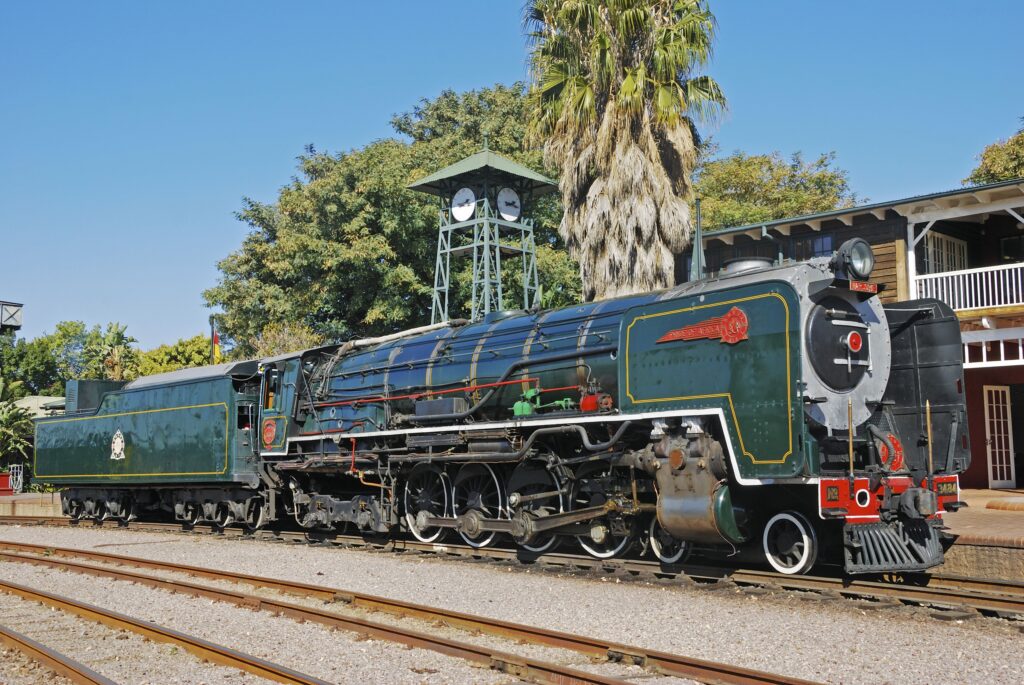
[263,367,280,411]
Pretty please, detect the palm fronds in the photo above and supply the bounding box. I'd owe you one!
[527,0,726,300]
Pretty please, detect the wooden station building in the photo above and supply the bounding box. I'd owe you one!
[678,178,1024,489]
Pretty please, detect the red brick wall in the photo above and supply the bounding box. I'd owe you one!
[962,365,1024,488]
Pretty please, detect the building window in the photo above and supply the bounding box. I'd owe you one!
[791,234,833,261]
[924,232,967,274]
[1000,235,1024,263]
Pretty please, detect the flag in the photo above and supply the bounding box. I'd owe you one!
[211,322,222,364]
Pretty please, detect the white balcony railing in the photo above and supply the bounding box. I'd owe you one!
[916,261,1024,311]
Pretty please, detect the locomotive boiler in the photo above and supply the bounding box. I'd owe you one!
[35,238,970,574]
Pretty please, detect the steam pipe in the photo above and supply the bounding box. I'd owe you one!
[400,344,618,425]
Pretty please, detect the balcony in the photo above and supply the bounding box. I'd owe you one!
[915,262,1024,312]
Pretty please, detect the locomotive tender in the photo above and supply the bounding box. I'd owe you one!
[35,239,969,574]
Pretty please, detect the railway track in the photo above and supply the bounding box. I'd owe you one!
[3,514,1023,620]
[0,539,818,685]
[0,623,117,685]
[0,577,332,684]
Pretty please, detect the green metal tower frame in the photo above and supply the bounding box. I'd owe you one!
[408,146,557,323]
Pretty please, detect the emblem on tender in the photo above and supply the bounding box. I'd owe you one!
[110,429,126,460]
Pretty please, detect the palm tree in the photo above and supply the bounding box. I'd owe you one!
[526,0,725,301]
[85,323,139,381]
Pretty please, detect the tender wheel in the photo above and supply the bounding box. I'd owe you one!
[570,463,637,559]
[404,464,450,544]
[213,502,235,529]
[452,464,504,549]
[244,496,267,533]
[118,497,135,524]
[93,500,109,522]
[67,499,85,522]
[762,511,818,575]
[183,501,203,528]
[506,460,564,554]
[648,516,690,565]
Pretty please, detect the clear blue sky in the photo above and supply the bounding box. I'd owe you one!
[1,1,1021,348]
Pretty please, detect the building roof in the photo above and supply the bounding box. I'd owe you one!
[407,149,557,197]
[123,360,260,390]
[13,395,63,418]
[697,177,1024,246]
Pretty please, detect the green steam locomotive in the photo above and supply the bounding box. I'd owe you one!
[34,239,969,574]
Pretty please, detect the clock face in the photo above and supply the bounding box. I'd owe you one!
[451,187,476,222]
[497,187,521,221]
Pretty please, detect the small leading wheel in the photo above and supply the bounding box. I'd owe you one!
[762,511,818,575]
[648,515,691,565]
[452,464,504,549]
[404,464,450,544]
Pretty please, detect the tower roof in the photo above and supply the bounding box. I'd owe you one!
[407,149,557,197]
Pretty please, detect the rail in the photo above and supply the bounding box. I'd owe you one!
[4,515,1023,617]
[916,261,1024,311]
[0,541,820,685]
[0,623,117,685]
[0,578,329,684]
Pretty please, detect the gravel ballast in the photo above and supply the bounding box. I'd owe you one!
[2,523,1023,684]
[0,592,267,684]
[0,560,510,684]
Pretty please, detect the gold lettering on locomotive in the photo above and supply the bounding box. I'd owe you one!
[826,485,840,502]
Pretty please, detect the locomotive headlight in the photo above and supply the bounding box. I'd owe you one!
[833,238,875,280]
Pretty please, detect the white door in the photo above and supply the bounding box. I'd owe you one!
[983,385,1017,488]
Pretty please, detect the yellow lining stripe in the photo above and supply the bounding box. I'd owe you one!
[624,292,794,464]
[34,402,231,478]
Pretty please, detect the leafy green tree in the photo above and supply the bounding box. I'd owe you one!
[0,378,33,463]
[0,332,62,397]
[248,323,325,358]
[526,0,725,301]
[137,334,210,377]
[964,118,1024,185]
[206,84,581,354]
[695,149,858,231]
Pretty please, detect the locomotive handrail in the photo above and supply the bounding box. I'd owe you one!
[401,344,619,425]
[387,421,633,464]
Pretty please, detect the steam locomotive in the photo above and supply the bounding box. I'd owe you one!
[35,238,969,574]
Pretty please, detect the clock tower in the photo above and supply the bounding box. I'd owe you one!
[408,142,557,323]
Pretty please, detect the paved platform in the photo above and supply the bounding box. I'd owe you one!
[0,492,61,517]
[945,488,1024,547]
